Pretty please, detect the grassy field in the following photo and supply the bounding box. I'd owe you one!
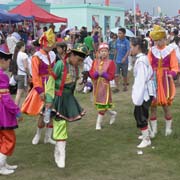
[2,78,180,180]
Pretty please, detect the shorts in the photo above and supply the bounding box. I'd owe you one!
[115,63,128,77]
[15,75,27,89]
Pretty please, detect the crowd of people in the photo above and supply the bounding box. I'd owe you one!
[0,16,180,176]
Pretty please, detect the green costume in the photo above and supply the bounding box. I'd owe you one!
[46,57,85,140]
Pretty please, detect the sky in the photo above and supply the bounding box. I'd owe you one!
[1,0,179,16]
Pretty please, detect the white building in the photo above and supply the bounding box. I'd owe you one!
[51,4,125,37]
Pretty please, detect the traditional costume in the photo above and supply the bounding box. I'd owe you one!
[21,28,56,145]
[89,43,117,130]
[0,45,20,175]
[148,25,179,136]
[45,43,88,168]
[132,52,156,148]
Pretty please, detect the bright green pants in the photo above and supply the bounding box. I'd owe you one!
[53,119,68,140]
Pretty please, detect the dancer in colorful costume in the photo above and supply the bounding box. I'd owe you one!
[0,44,21,175]
[89,43,117,130]
[45,43,88,168]
[21,27,56,145]
[148,25,179,137]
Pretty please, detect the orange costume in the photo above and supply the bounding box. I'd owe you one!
[148,46,178,106]
[21,49,56,115]
[148,25,179,137]
[21,27,56,145]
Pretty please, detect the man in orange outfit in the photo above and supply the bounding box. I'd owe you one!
[148,25,178,137]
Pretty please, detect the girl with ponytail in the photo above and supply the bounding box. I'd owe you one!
[14,41,30,106]
[131,37,156,148]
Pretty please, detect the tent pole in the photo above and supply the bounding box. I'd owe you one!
[33,20,36,39]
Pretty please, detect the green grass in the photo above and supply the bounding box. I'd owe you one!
[2,78,180,180]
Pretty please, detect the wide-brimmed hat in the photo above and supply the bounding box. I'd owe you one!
[0,44,12,60]
[71,43,88,57]
[150,25,166,41]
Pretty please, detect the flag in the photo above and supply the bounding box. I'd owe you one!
[105,0,110,6]
[136,3,141,15]
[157,6,162,14]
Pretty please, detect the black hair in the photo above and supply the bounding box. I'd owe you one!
[43,26,48,32]
[88,32,92,36]
[56,42,67,52]
[131,37,148,55]
[173,29,179,36]
[146,31,150,37]
[118,27,126,34]
[0,52,11,61]
[10,41,25,75]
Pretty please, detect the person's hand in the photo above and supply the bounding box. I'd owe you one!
[101,72,109,80]
[94,71,99,79]
[18,116,24,122]
[39,92,45,101]
[46,103,52,109]
[16,113,23,122]
[122,57,126,64]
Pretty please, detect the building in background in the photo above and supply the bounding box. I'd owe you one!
[51,3,125,37]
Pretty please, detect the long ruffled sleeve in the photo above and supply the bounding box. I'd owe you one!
[132,61,147,106]
[89,60,97,80]
[45,76,55,103]
[45,61,64,103]
[31,56,43,94]
[169,50,179,78]
[106,60,116,81]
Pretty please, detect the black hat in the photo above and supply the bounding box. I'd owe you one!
[0,44,12,60]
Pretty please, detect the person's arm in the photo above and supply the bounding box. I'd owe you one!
[132,61,147,106]
[89,60,99,80]
[114,41,117,61]
[122,40,130,63]
[45,61,63,104]
[22,57,30,76]
[169,49,179,78]
[101,60,116,81]
[31,56,43,94]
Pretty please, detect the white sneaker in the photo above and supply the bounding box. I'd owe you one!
[138,135,143,140]
[109,111,117,125]
[32,134,41,145]
[0,167,14,175]
[137,139,151,148]
[5,163,18,170]
[44,137,56,145]
[165,129,172,136]
[44,128,56,145]
[32,128,42,145]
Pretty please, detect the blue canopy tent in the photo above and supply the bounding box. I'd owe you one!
[0,9,33,23]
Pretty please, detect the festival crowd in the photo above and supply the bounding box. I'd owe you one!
[0,14,180,175]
